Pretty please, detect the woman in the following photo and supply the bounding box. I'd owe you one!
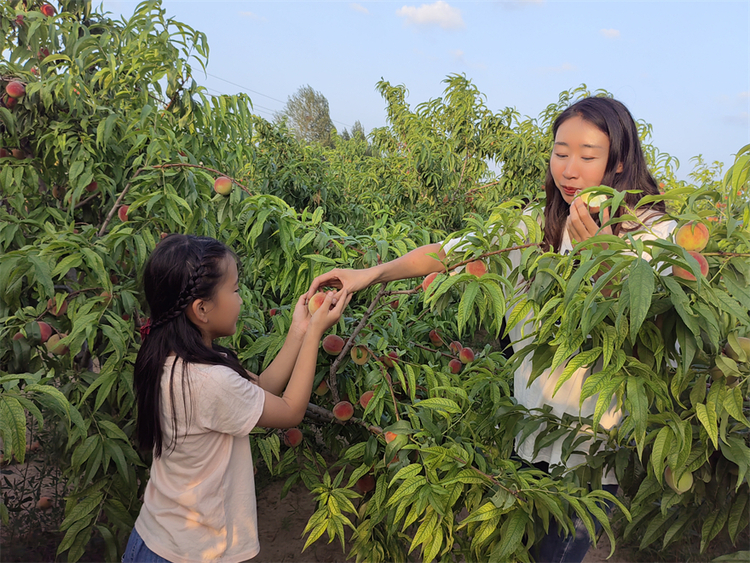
[306,96,675,562]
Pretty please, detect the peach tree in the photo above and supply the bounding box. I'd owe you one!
[2,1,749,562]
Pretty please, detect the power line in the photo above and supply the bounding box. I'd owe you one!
[204,71,354,130]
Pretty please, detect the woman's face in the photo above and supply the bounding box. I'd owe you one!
[549,115,612,205]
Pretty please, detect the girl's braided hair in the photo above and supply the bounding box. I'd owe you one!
[134,234,250,457]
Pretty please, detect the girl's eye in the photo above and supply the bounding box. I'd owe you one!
[554,153,568,159]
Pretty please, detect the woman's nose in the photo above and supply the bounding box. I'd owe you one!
[563,159,579,179]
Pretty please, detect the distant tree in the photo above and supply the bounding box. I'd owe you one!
[341,128,351,141]
[351,120,366,141]
[276,85,334,147]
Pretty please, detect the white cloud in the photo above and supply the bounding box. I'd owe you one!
[397,1,465,30]
[600,28,621,39]
[350,3,369,15]
[239,11,265,21]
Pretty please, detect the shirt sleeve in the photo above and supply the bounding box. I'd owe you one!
[196,365,266,437]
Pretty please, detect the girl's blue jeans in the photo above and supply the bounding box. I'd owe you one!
[122,527,172,563]
[533,482,619,563]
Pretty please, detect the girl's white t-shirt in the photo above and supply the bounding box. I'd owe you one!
[445,210,676,484]
[135,357,266,563]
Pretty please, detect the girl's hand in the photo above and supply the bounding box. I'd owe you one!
[308,290,351,338]
[568,197,612,246]
[305,268,374,303]
[289,294,312,337]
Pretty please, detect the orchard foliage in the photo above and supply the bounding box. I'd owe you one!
[1,1,749,562]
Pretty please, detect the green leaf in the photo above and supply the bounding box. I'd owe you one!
[701,505,730,553]
[490,510,527,562]
[629,258,654,342]
[0,395,26,464]
[695,403,718,449]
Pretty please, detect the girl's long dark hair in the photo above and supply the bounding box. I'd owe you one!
[542,96,666,252]
[134,234,250,457]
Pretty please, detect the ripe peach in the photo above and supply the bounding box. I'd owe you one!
[283,428,303,447]
[85,181,98,193]
[466,260,487,277]
[45,333,68,355]
[428,329,443,346]
[578,191,608,212]
[355,474,376,493]
[5,81,25,99]
[421,272,438,292]
[36,321,52,343]
[47,297,67,316]
[384,431,397,443]
[332,401,354,422]
[674,222,709,252]
[449,341,463,355]
[12,331,24,341]
[459,347,475,364]
[4,95,17,109]
[40,4,56,16]
[213,176,233,196]
[0,148,8,158]
[380,351,398,368]
[448,358,462,373]
[307,292,327,315]
[350,345,368,365]
[38,47,50,60]
[268,308,277,317]
[389,299,399,309]
[11,148,24,159]
[118,205,129,222]
[665,467,693,494]
[359,390,374,409]
[314,380,329,396]
[36,496,53,510]
[322,334,345,354]
[673,251,709,281]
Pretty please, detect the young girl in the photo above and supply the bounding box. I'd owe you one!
[305,97,676,563]
[124,234,349,563]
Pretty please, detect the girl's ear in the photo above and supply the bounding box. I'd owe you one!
[616,162,624,173]
[186,299,209,325]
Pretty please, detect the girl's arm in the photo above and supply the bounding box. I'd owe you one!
[255,295,319,396]
[305,242,446,300]
[256,291,350,429]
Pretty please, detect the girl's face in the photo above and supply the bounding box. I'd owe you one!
[202,255,242,342]
[550,115,612,205]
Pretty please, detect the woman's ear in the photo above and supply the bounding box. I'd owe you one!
[616,162,624,173]
[186,299,209,325]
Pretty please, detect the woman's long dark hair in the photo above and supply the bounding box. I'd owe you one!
[542,96,666,252]
[134,234,250,457]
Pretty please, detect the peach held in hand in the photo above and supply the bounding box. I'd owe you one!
[307,292,327,315]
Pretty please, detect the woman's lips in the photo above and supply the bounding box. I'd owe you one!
[562,186,579,196]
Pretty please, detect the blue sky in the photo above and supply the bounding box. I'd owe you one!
[106,1,749,182]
